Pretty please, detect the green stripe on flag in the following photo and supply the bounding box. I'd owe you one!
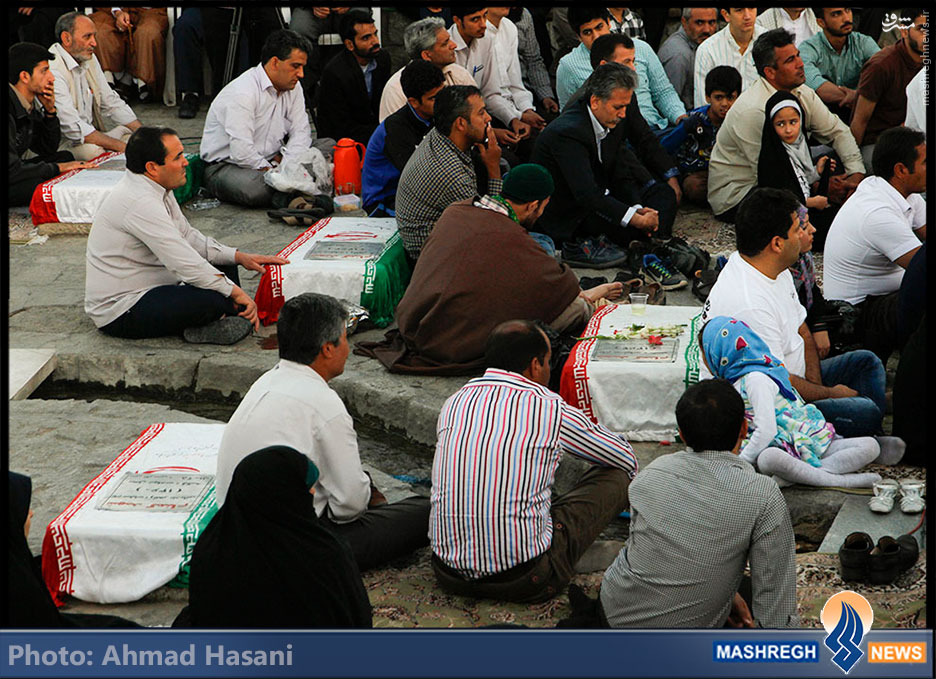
[169,486,218,588]
[683,311,704,387]
[359,232,411,328]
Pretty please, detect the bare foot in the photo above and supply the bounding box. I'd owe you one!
[583,281,624,303]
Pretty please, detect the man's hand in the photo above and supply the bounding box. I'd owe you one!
[828,384,859,399]
[675,113,689,123]
[839,86,858,108]
[115,9,132,32]
[828,172,862,204]
[492,126,519,146]
[36,80,56,113]
[667,176,682,205]
[813,330,831,359]
[477,123,503,173]
[630,207,659,233]
[725,593,755,628]
[806,195,831,210]
[18,7,34,15]
[542,97,559,113]
[313,7,331,19]
[57,160,96,173]
[368,483,388,508]
[509,117,531,139]
[230,285,259,330]
[235,251,290,274]
[521,108,546,130]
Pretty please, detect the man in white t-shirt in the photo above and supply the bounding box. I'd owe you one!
[703,187,887,438]
[823,126,926,363]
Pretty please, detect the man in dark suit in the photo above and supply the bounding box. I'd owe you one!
[315,9,391,144]
[532,62,678,269]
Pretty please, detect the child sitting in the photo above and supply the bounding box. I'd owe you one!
[699,316,903,488]
[660,65,741,205]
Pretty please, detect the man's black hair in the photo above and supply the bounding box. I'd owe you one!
[451,6,486,20]
[873,126,926,181]
[735,187,801,256]
[401,60,446,101]
[277,293,348,365]
[8,42,55,85]
[260,29,312,64]
[568,7,611,36]
[484,320,550,374]
[752,28,796,77]
[901,8,926,23]
[589,33,634,69]
[705,65,742,97]
[675,379,746,452]
[125,126,177,174]
[338,9,375,44]
[433,84,482,135]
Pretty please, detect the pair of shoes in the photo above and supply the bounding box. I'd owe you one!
[652,237,710,279]
[111,81,137,103]
[561,235,629,269]
[641,254,688,290]
[267,195,334,226]
[691,268,720,302]
[183,317,253,345]
[178,92,200,119]
[578,275,607,289]
[839,532,919,585]
[869,479,925,514]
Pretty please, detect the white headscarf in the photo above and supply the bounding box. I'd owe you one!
[770,98,819,191]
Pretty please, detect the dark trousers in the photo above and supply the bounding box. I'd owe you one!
[322,496,431,572]
[9,7,69,47]
[173,8,250,97]
[855,292,900,365]
[893,316,925,466]
[100,265,241,339]
[432,465,631,603]
[9,151,75,206]
[579,179,677,246]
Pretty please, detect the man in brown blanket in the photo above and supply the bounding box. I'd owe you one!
[357,163,623,374]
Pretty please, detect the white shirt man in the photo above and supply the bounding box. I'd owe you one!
[693,17,765,107]
[448,20,516,128]
[756,8,819,47]
[486,14,535,123]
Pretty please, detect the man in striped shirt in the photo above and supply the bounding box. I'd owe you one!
[430,321,638,603]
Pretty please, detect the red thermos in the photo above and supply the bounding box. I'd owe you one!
[332,138,366,196]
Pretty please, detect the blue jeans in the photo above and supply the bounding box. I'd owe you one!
[812,350,885,437]
[529,232,557,259]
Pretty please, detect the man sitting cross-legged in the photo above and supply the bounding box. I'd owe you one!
[430,320,638,603]
[85,126,286,344]
[599,378,798,628]
[216,293,431,571]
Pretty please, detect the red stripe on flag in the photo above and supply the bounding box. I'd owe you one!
[558,304,617,423]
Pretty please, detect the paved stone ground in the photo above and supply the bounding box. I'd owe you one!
[8,100,922,629]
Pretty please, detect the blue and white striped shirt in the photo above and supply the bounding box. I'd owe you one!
[430,368,638,579]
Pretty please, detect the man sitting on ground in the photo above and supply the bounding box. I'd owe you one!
[378,17,476,121]
[707,28,864,222]
[85,127,286,344]
[692,7,765,107]
[315,9,391,145]
[48,11,142,160]
[359,164,623,375]
[200,29,313,208]
[216,292,431,571]
[600,379,797,628]
[395,84,502,262]
[533,63,679,273]
[823,126,926,364]
[362,61,445,217]
[9,42,91,206]
[702,187,889,439]
[658,7,719,112]
[430,320,638,603]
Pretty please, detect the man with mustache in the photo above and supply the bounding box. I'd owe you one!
[200,29,313,208]
[316,9,391,144]
[659,7,718,112]
[800,8,880,122]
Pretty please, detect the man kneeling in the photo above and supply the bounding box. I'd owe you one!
[599,378,798,627]
[216,293,430,571]
[430,321,638,602]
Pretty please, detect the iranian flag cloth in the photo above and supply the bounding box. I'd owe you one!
[29,152,125,225]
[42,423,223,605]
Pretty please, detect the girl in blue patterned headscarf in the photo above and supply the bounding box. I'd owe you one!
[699,317,884,488]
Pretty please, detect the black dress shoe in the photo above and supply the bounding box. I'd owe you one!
[896,534,919,572]
[137,84,153,103]
[111,81,137,102]
[839,532,872,582]
[178,93,199,119]
[868,536,901,585]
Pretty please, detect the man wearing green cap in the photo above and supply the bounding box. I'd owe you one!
[357,163,624,374]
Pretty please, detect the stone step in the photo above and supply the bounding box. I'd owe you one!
[9,348,57,400]
[818,495,926,554]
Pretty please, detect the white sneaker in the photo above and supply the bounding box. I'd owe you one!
[899,479,925,514]
[868,479,899,513]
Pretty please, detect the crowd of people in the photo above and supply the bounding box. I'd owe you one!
[8,6,927,630]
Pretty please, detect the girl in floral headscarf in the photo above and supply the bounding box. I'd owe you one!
[699,316,885,488]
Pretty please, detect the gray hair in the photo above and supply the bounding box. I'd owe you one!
[404,17,446,61]
[277,293,348,364]
[682,7,718,20]
[583,62,639,102]
[54,10,85,42]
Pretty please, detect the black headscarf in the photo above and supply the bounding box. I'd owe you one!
[757,91,810,204]
[186,446,373,628]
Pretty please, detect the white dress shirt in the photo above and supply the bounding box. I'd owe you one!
[85,171,237,327]
[215,359,371,522]
[756,8,819,47]
[449,23,517,125]
[48,42,138,143]
[486,17,534,117]
[587,107,639,225]
[823,176,925,304]
[379,62,477,122]
[200,63,312,170]
[904,67,927,136]
[693,24,766,107]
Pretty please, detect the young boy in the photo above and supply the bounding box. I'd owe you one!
[660,65,741,205]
